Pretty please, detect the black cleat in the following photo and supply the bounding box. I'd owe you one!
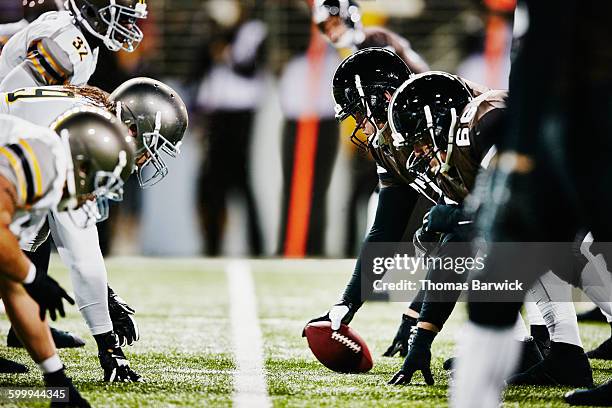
[507,342,593,387]
[43,368,91,407]
[530,325,551,358]
[586,337,612,360]
[0,357,28,373]
[8,327,85,349]
[443,337,543,374]
[576,307,607,323]
[565,380,612,406]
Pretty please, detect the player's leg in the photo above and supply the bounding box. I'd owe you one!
[0,276,90,407]
[48,210,142,382]
[508,272,592,387]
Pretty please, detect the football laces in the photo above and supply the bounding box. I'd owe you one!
[331,331,361,354]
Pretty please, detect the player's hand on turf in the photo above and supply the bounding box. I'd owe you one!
[108,286,139,346]
[97,332,144,382]
[23,268,75,321]
[303,302,355,335]
[383,314,416,357]
[388,343,434,386]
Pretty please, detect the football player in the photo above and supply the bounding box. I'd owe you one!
[0,78,188,381]
[0,0,147,91]
[386,72,601,388]
[313,0,429,73]
[303,47,431,353]
[0,107,135,407]
[451,0,612,405]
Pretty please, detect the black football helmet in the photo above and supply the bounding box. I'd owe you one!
[388,71,473,177]
[313,0,364,48]
[66,0,147,52]
[333,47,412,149]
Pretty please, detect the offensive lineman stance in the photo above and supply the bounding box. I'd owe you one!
[0,78,188,381]
[0,107,135,406]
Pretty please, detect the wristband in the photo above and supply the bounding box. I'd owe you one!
[22,262,36,285]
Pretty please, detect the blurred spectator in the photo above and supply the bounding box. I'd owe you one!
[277,24,341,257]
[192,1,267,256]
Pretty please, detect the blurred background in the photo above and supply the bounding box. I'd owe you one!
[0,0,516,258]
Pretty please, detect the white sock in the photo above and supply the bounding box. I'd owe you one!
[579,253,612,321]
[524,301,545,326]
[451,322,521,408]
[530,272,582,347]
[513,312,530,341]
[38,354,63,374]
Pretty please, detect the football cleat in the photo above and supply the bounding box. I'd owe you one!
[444,337,543,375]
[586,336,612,360]
[507,342,593,387]
[0,357,28,373]
[7,327,85,349]
[565,380,612,406]
[576,307,607,323]
[43,367,91,407]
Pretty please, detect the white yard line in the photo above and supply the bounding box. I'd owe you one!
[227,261,271,408]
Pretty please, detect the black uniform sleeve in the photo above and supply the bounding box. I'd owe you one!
[341,184,420,308]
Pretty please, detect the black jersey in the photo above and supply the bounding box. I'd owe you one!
[436,90,507,203]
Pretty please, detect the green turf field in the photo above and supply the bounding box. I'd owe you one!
[0,258,609,407]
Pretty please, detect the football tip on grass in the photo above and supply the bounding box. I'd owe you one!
[304,321,373,374]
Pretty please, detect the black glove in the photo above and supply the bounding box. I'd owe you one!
[388,328,436,386]
[108,286,139,346]
[383,314,417,357]
[302,302,356,336]
[96,332,143,383]
[413,227,442,258]
[23,267,75,321]
[426,204,468,233]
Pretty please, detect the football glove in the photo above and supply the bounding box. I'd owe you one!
[388,328,436,386]
[383,314,417,357]
[108,286,139,346]
[302,302,356,335]
[426,204,470,234]
[23,267,75,321]
[413,227,442,258]
[97,332,143,383]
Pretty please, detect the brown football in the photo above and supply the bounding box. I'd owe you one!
[304,321,373,373]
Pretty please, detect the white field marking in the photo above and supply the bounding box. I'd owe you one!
[227,261,271,408]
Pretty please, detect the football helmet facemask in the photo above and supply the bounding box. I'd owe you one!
[52,106,136,227]
[388,72,472,183]
[66,0,147,52]
[333,47,412,150]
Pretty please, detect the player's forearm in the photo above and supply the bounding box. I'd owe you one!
[0,226,32,282]
[342,185,420,307]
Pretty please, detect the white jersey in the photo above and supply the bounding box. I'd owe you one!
[0,11,98,91]
[0,114,66,249]
[0,86,92,127]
